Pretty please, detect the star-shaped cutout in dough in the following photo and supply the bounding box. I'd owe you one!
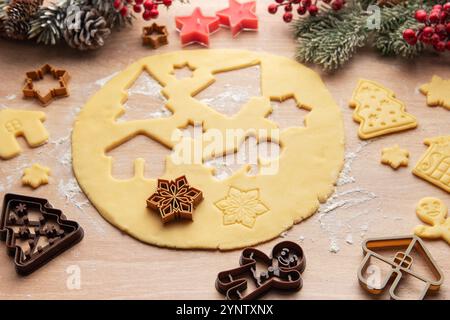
[420,76,450,110]
[216,0,258,37]
[147,176,203,224]
[381,145,409,170]
[215,187,269,228]
[22,164,51,189]
[175,7,220,47]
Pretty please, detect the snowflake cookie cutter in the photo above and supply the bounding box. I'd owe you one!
[0,193,84,275]
[22,64,70,106]
[142,23,169,49]
[216,241,306,300]
[147,176,203,224]
[357,235,444,300]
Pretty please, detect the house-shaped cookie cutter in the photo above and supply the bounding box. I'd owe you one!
[357,235,444,300]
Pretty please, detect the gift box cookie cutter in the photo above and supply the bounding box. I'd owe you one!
[357,235,444,300]
[0,193,84,275]
[22,64,70,106]
[216,241,306,300]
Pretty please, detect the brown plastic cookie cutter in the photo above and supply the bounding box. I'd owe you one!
[142,23,169,49]
[0,193,84,275]
[357,235,444,300]
[22,64,70,106]
[147,175,203,224]
[216,241,306,300]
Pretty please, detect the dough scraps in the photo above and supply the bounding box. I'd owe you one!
[420,76,450,110]
[22,164,51,189]
[0,109,48,160]
[72,50,345,250]
[381,144,409,169]
[414,197,450,245]
[413,136,450,193]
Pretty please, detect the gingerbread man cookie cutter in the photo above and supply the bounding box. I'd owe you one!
[415,197,450,245]
[357,235,444,300]
[22,64,70,106]
[216,241,306,300]
[0,193,84,275]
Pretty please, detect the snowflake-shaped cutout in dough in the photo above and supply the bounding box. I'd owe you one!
[381,145,409,170]
[22,163,51,189]
[215,187,269,228]
[420,76,450,110]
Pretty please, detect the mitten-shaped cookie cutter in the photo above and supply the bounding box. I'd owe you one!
[216,241,306,300]
[357,235,444,300]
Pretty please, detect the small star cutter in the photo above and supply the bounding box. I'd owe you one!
[142,23,169,49]
[22,64,70,106]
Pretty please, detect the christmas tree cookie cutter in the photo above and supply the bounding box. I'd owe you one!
[216,241,306,300]
[349,79,417,140]
[0,193,84,275]
[22,64,70,106]
[357,235,444,300]
[142,23,169,49]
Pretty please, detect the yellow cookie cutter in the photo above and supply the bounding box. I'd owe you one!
[357,235,444,300]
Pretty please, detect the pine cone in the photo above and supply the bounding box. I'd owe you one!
[3,0,42,40]
[29,3,66,45]
[63,6,110,51]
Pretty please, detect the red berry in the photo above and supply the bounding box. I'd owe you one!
[275,0,284,3]
[268,3,278,14]
[332,0,343,11]
[113,0,122,9]
[414,9,427,23]
[444,2,450,12]
[120,6,128,16]
[135,0,143,4]
[308,4,318,15]
[440,11,448,21]
[403,28,415,39]
[302,0,311,7]
[446,41,450,51]
[432,4,442,11]
[283,12,293,22]
[285,3,293,11]
[431,33,440,45]
[429,11,440,23]
[435,24,446,35]
[434,41,446,52]
[144,0,154,10]
[163,0,172,6]
[422,26,434,37]
[446,22,450,34]
[133,4,142,13]
[297,5,306,15]
[150,8,159,18]
[143,9,152,20]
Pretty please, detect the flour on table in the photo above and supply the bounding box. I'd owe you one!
[95,71,119,87]
[5,94,16,100]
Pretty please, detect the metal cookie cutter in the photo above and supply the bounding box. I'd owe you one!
[216,241,306,300]
[0,193,84,275]
[357,235,444,300]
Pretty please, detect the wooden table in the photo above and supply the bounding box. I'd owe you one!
[0,0,449,300]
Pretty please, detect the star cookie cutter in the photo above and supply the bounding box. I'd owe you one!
[357,235,444,300]
[147,175,203,224]
[216,241,306,300]
[0,193,84,275]
[22,64,70,106]
[142,23,169,49]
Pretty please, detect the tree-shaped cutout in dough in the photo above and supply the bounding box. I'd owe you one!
[106,134,171,180]
[268,97,310,130]
[195,65,261,116]
[118,71,172,123]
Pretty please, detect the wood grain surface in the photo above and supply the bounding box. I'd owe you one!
[0,0,449,300]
